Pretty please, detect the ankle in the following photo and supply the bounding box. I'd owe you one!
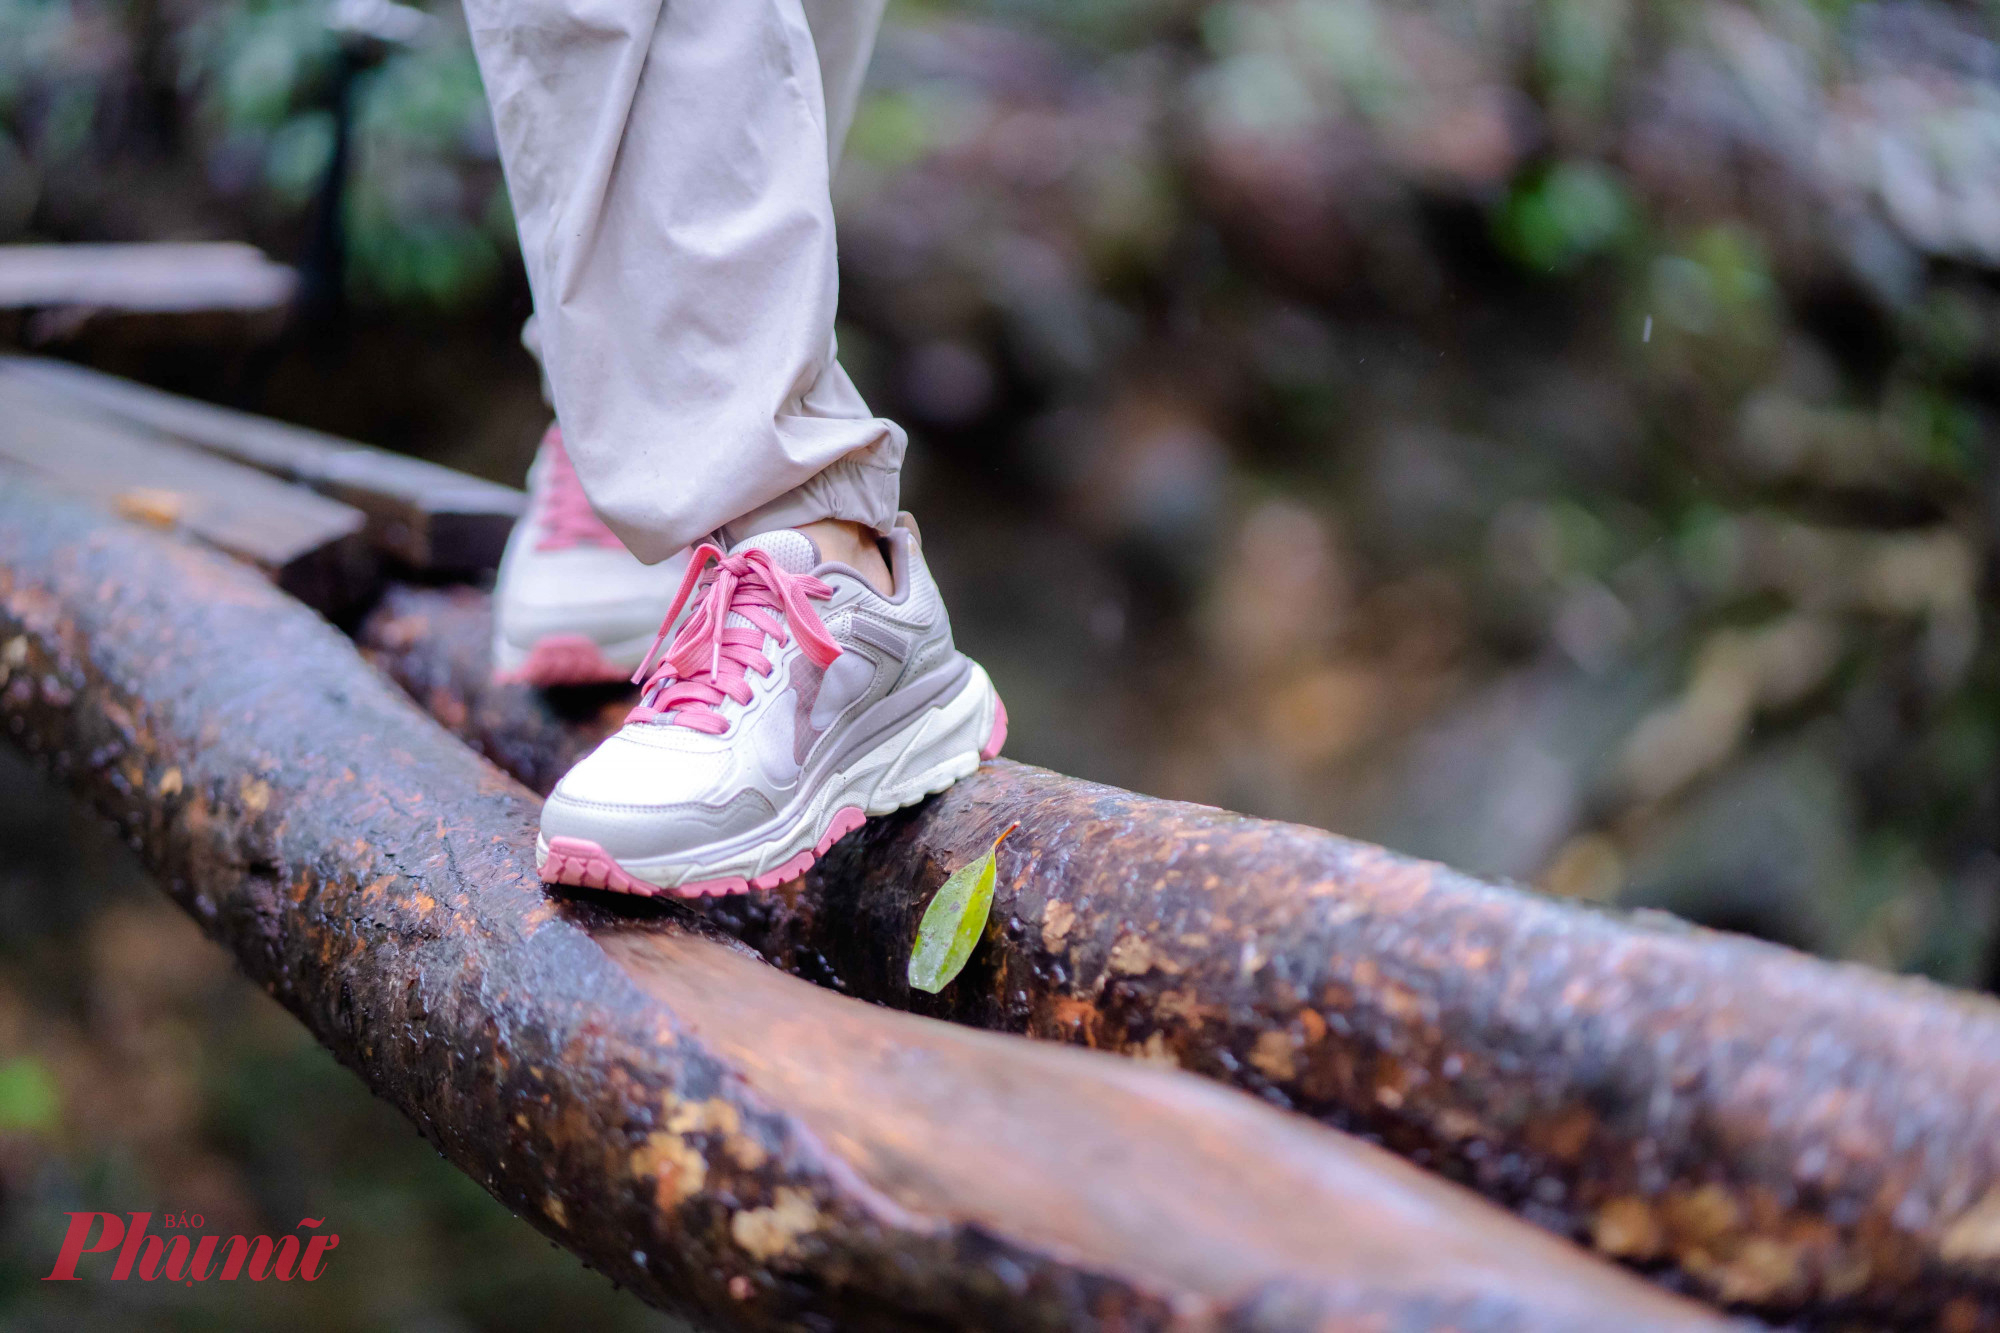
[795,519,892,595]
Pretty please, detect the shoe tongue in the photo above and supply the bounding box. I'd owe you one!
[729,529,819,575]
[715,529,820,634]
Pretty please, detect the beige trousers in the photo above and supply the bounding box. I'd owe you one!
[466,0,900,564]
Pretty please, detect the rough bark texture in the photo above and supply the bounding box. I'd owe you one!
[360,581,2000,1329]
[362,584,626,795]
[0,474,1733,1333]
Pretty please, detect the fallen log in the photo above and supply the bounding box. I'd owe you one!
[360,580,2000,1328]
[361,584,627,796]
[0,471,1730,1331]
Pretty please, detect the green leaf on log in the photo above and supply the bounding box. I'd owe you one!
[908,823,1018,994]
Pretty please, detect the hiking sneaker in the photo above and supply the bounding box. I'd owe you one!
[492,424,688,686]
[536,516,1007,896]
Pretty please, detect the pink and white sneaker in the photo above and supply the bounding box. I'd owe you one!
[536,517,1007,896]
[492,425,688,686]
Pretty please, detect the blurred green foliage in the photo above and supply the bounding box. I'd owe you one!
[1497,161,1634,273]
[0,0,1995,1322]
[827,0,2000,986]
[0,0,509,304]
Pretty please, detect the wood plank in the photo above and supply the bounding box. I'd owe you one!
[0,243,296,313]
[0,355,524,573]
[0,379,373,615]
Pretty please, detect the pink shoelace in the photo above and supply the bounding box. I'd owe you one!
[534,427,623,552]
[627,543,842,734]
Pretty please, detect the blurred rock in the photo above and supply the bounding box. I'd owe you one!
[1619,615,1843,803]
[900,337,996,425]
[1620,739,1853,953]
[1357,656,1672,883]
[1203,496,1349,675]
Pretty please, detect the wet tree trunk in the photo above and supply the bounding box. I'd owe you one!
[0,472,1729,1333]
[361,580,2000,1329]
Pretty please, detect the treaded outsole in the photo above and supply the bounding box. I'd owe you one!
[542,802,868,899]
[541,692,1009,898]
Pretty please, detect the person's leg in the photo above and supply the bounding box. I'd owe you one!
[470,0,1003,896]
[803,0,885,168]
[489,419,690,685]
[476,0,892,680]
[731,0,893,591]
[489,316,688,686]
[465,0,902,569]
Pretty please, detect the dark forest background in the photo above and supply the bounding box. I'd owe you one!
[2,0,1998,1322]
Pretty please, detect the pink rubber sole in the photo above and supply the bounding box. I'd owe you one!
[496,634,631,688]
[543,804,870,899]
[542,693,1007,898]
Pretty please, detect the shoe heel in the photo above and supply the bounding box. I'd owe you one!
[979,695,1009,761]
